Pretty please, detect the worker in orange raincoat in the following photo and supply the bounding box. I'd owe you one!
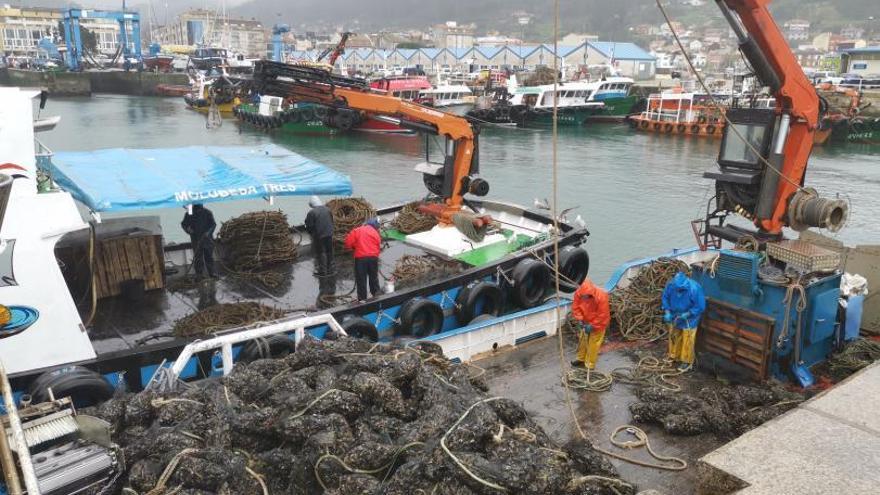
[570,278,611,369]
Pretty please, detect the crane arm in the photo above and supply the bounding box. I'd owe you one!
[316,32,353,66]
[253,61,481,222]
[702,0,845,239]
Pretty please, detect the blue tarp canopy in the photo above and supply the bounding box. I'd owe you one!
[45,144,353,212]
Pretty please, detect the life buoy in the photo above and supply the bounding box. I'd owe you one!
[664,123,674,133]
[691,124,701,134]
[454,280,503,325]
[558,246,590,291]
[398,298,444,337]
[510,258,550,309]
[706,125,716,135]
[340,316,379,342]
[639,120,649,129]
[239,334,296,362]
[677,124,687,133]
[29,366,114,407]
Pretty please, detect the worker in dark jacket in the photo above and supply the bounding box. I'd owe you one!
[304,196,335,275]
[662,271,706,371]
[181,203,217,278]
[344,218,381,301]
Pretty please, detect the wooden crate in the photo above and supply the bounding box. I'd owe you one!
[94,235,165,299]
[697,298,775,381]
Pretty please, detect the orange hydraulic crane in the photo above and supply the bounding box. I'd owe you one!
[316,32,353,67]
[253,61,488,224]
[699,0,847,245]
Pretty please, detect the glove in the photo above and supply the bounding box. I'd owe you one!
[582,323,593,333]
[663,311,673,323]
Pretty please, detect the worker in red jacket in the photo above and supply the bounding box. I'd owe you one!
[570,277,611,370]
[344,218,382,301]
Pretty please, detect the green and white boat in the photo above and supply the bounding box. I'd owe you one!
[508,76,638,127]
[234,97,339,135]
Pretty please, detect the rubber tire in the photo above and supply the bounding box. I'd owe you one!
[299,107,315,122]
[313,105,329,120]
[558,246,590,291]
[29,366,114,407]
[468,313,496,325]
[454,281,503,325]
[336,111,355,131]
[706,125,716,135]
[239,334,296,362]
[639,120,649,129]
[341,316,379,342]
[398,298,444,338]
[511,258,551,309]
[664,123,673,133]
[288,109,302,123]
[677,124,687,133]
[691,124,701,134]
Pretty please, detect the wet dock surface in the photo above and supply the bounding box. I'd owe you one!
[88,238,431,354]
[479,335,729,494]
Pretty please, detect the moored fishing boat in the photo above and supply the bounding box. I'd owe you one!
[420,84,475,115]
[629,90,725,138]
[183,74,243,114]
[0,87,591,406]
[234,96,341,135]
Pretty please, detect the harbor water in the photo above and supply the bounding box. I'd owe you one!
[37,95,880,281]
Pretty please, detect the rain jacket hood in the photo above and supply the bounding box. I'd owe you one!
[661,271,706,329]
[571,278,611,332]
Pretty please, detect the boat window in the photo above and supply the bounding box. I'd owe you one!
[392,91,401,97]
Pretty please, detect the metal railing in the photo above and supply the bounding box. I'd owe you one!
[168,313,347,380]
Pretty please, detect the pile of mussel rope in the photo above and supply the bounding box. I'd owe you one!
[609,258,690,341]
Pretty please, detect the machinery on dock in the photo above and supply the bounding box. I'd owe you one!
[689,0,856,386]
[62,8,143,72]
[253,61,490,229]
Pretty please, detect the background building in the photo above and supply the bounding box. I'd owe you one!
[1,6,121,58]
[431,21,474,49]
[151,10,267,57]
[783,19,811,42]
[841,46,880,75]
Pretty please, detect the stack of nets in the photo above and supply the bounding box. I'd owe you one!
[520,66,558,86]
[172,302,287,337]
[85,337,634,495]
[390,202,437,234]
[827,338,880,380]
[216,211,298,287]
[610,258,690,341]
[391,255,462,288]
[629,384,803,439]
[327,198,376,244]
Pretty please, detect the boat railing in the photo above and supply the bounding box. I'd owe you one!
[34,137,53,175]
[161,313,347,384]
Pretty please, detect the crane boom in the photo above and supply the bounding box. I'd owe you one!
[699,0,847,244]
[252,61,485,223]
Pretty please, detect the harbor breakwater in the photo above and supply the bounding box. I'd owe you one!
[0,68,189,96]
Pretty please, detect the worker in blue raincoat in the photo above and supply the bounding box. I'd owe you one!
[661,271,706,371]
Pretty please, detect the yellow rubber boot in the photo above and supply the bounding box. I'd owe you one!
[667,326,681,361]
[679,328,697,366]
[584,330,606,370]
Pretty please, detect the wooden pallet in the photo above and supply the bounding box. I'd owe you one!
[697,298,775,381]
[93,235,165,299]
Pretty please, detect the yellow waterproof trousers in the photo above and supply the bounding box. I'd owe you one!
[576,328,606,369]
[667,326,696,365]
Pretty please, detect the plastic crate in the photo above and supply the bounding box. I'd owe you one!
[766,240,840,273]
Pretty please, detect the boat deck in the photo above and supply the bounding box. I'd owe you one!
[86,236,433,354]
[480,335,728,494]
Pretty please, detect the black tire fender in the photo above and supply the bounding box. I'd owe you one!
[664,123,673,133]
[398,298,444,337]
[313,105,329,120]
[454,281,503,325]
[558,246,590,291]
[299,107,315,122]
[639,120,649,129]
[677,124,687,133]
[341,316,379,342]
[511,258,551,308]
[239,334,296,362]
[706,124,716,135]
[288,109,302,123]
[29,366,114,407]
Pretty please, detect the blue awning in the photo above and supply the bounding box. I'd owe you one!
[44,144,353,212]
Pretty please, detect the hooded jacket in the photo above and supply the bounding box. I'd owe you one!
[344,224,381,258]
[571,278,611,332]
[661,272,706,329]
[305,204,334,239]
